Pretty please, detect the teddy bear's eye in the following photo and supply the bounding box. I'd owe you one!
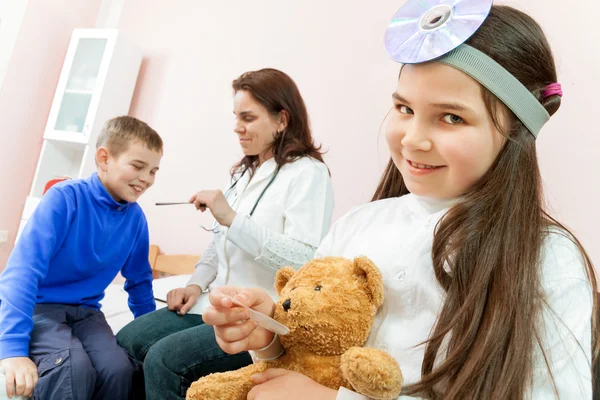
[314,285,322,291]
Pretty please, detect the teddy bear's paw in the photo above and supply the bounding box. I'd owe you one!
[185,363,265,400]
[185,371,251,400]
[340,347,403,400]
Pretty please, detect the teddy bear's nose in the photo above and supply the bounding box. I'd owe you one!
[282,299,291,312]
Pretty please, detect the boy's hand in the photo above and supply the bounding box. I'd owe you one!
[0,357,38,398]
[189,190,237,227]
[166,285,202,315]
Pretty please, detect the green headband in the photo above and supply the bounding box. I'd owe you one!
[436,44,549,138]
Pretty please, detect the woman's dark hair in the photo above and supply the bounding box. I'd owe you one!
[231,68,324,177]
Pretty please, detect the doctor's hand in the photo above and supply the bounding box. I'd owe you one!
[0,357,38,398]
[248,369,338,400]
[189,190,237,227]
[166,285,202,315]
[202,286,276,354]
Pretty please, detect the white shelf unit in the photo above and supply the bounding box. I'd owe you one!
[16,29,142,242]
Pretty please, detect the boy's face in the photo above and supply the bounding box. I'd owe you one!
[97,140,162,203]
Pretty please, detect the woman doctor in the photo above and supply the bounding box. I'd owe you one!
[116,68,334,400]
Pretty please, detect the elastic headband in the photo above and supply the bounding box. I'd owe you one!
[437,44,550,138]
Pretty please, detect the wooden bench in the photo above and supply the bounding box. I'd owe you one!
[149,245,199,278]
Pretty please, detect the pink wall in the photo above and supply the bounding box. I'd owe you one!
[2,0,597,269]
[0,1,101,269]
[117,0,599,265]
[117,0,400,258]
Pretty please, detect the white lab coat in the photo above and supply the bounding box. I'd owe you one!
[194,156,334,312]
[316,194,592,399]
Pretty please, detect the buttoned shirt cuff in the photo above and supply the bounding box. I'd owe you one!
[249,334,284,362]
[336,387,369,400]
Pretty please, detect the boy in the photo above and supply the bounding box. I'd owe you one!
[0,116,162,399]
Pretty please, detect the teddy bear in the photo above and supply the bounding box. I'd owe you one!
[186,256,403,400]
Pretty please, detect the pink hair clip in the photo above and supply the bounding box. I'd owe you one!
[542,83,562,99]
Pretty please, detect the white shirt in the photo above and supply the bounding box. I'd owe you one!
[191,156,334,313]
[315,194,593,400]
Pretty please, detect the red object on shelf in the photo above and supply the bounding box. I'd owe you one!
[43,177,71,195]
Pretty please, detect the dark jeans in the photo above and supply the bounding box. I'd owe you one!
[29,304,139,400]
[116,307,253,400]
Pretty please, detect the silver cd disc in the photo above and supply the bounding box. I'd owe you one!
[384,0,493,64]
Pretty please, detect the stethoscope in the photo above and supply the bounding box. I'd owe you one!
[209,165,280,286]
[201,166,280,234]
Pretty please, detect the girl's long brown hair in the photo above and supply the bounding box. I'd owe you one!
[231,68,324,177]
[372,6,597,399]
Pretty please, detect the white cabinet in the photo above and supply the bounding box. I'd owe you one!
[16,29,142,242]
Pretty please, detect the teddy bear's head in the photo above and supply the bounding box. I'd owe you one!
[273,256,384,356]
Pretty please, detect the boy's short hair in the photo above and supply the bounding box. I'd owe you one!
[96,116,163,158]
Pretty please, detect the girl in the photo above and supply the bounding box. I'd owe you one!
[117,68,334,400]
[203,5,597,400]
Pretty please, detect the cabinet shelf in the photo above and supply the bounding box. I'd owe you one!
[16,29,142,243]
[63,88,94,95]
[43,131,89,145]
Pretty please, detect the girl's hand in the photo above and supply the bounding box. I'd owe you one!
[248,369,338,400]
[202,286,276,354]
[189,190,237,227]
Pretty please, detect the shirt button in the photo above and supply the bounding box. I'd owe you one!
[55,357,62,365]
[396,269,406,281]
[118,206,122,211]
[378,341,389,351]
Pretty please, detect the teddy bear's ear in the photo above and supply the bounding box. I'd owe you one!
[275,266,295,295]
[352,256,384,308]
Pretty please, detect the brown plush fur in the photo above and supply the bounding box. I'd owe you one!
[186,256,403,400]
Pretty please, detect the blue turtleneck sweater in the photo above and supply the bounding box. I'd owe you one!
[0,173,156,359]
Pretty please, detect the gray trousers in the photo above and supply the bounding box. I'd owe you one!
[29,304,139,400]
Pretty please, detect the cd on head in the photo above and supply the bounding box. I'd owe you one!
[384,0,493,64]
